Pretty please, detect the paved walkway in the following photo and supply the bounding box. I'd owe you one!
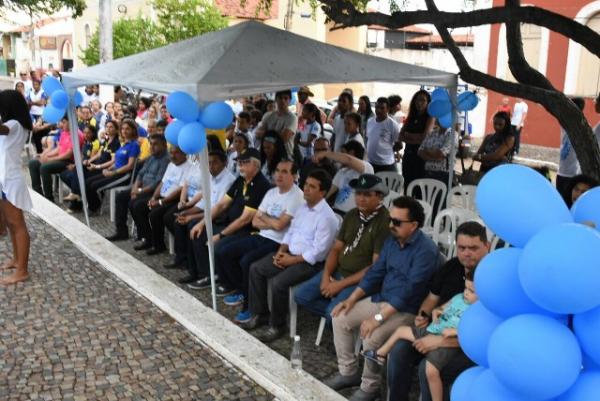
[0,214,273,401]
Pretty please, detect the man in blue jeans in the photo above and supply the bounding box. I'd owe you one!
[294,174,390,323]
[216,159,304,323]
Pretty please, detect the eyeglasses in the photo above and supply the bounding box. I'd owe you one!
[390,218,414,227]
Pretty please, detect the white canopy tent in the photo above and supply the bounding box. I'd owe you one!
[62,20,458,310]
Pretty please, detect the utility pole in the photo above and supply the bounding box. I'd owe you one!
[99,0,113,63]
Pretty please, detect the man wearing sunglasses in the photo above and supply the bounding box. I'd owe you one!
[325,196,440,401]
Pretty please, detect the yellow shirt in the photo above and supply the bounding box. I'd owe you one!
[139,137,151,160]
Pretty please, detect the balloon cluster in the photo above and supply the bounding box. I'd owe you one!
[164,91,233,155]
[40,77,83,123]
[427,88,478,129]
[452,164,600,401]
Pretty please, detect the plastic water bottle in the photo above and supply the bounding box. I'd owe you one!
[290,335,302,371]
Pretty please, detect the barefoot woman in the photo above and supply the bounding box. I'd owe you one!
[0,89,33,284]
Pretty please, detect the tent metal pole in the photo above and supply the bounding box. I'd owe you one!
[198,145,217,311]
[66,97,90,227]
[447,78,459,191]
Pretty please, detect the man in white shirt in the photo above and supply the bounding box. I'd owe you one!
[366,97,401,173]
[132,146,191,255]
[510,98,528,155]
[255,90,298,160]
[315,141,374,215]
[215,159,304,323]
[166,151,235,269]
[242,169,339,342]
[557,97,585,203]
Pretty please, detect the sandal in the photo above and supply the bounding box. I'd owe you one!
[361,349,387,366]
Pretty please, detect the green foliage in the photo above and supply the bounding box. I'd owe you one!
[79,0,228,66]
[153,0,228,44]
[0,0,86,17]
[80,16,163,66]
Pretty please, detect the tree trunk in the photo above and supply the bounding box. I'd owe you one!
[99,0,113,63]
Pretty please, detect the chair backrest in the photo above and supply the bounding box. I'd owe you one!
[376,171,404,195]
[446,185,477,211]
[490,234,510,251]
[406,178,448,217]
[432,207,481,258]
[383,190,401,209]
[417,199,433,229]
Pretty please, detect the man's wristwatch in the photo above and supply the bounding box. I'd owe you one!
[138,188,143,193]
[158,199,163,206]
[220,232,227,238]
[374,313,384,324]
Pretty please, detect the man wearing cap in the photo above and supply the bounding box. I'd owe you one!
[184,148,271,291]
[324,196,440,401]
[297,86,327,131]
[294,174,391,325]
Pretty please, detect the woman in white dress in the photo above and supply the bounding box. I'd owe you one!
[0,89,33,285]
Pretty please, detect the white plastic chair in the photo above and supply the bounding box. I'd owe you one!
[376,171,404,195]
[490,234,510,251]
[417,199,434,236]
[406,179,448,218]
[432,207,481,258]
[446,185,477,211]
[168,232,175,255]
[383,190,401,209]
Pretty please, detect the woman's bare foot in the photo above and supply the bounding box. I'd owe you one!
[0,260,16,270]
[0,271,29,285]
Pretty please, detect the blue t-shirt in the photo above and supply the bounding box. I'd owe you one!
[114,140,140,169]
[426,293,470,335]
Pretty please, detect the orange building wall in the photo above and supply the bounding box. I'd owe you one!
[484,0,600,148]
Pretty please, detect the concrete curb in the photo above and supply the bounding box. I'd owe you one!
[29,189,345,401]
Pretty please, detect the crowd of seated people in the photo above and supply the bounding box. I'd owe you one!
[24,82,600,401]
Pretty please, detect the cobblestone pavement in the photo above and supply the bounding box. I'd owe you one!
[0,214,273,401]
[66,200,420,401]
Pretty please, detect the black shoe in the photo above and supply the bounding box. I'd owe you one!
[187,276,211,290]
[239,314,268,331]
[105,231,129,242]
[164,259,186,269]
[178,275,197,284]
[134,241,152,251]
[256,326,285,343]
[323,372,362,391]
[146,247,166,256]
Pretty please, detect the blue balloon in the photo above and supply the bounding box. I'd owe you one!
[427,99,452,118]
[582,353,600,371]
[475,164,572,248]
[165,119,185,146]
[574,305,600,366]
[431,88,450,102]
[488,314,582,399]
[50,89,69,109]
[201,101,234,130]
[166,91,199,123]
[72,91,83,107]
[41,76,63,97]
[457,91,479,111]
[519,223,600,314]
[471,370,532,401]
[178,122,207,155]
[458,302,504,367]
[42,104,66,124]
[439,112,453,128]
[475,248,552,318]
[554,371,600,401]
[571,187,600,229]
[451,366,486,401]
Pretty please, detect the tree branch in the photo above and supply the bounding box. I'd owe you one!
[320,0,600,59]
[420,0,600,181]
[504,0,555,91]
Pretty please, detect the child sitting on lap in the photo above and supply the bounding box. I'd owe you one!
[362,270,478,401]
